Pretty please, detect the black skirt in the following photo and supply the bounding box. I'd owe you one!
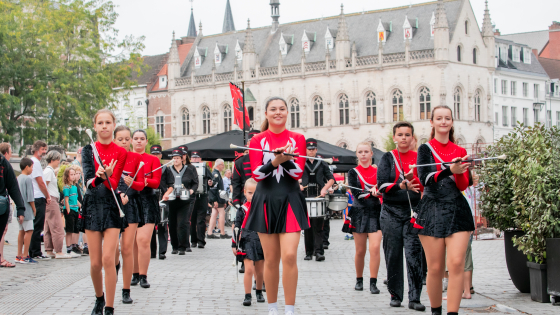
[240,230,264,262]
[415,194,475,238]
[346,205,381,234]
[123,194,144,227]
[79,193,128,233]
[139,193,160,225]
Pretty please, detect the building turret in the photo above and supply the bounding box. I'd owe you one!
[167,31,180,89]
[433,0,449,61]
[336,4,351,70]
[222,0,235,33]
[271,0,280,33]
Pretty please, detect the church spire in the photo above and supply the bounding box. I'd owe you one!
[222,0,235,33]
[482,0,493,37]
[187,5,197,37]
[244,19,255,53]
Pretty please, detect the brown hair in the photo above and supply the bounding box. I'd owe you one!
[260,97,288,132]
[19,157,33,170]
[429,105,455,143]
[93,109,116,124]
[32,140,47,154]
[0,143,11,155]
[114,125,131,138]
[392,121,414,135]
[63,167,75,186]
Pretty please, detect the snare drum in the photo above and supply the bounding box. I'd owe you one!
[306,197,327,218]
[327,194,348,211]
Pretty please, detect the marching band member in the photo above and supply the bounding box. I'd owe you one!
[415,105,474,315]
[130,130,161,289]
[377,122,425,311]
[150,145,171,259]
[113,126,145,305]
[346,143,382,295]
[190,151,213,249]
[300,138,335,262]
[80,109,127,315]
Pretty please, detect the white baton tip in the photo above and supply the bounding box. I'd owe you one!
[497,154,507,159]
[324,158,333,164]
[409,164,417,169]
[230,144,238,149]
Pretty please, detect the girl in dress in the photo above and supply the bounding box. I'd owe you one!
[113,126,144,304]
[415,105,474,315]
[80,109,127,315]
[244,97,307,315]
[346,143,382,294]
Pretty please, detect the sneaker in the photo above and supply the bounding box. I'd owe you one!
[15,256,27,264]
[55,253,73,259]
[71,245,83,255]
[268,309,279,315]
[32,255,51,260]
[344,235,350,240]
[219,234,230,239]
[46,252,56,259]
[24,256,38,263]
[4,240,9,245]
[350,235,354,240]
[207,234,218,239]
[68,251,81,258]
[83,246,89,255]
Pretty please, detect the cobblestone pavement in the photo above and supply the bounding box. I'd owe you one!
[1,218,558,314]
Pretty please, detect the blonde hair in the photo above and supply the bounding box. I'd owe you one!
[93,109,116,124]
[70,164,83,174]
[355,142,372,152]
[245,177,257,187]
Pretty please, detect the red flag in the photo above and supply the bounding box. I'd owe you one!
[229,82,250,130]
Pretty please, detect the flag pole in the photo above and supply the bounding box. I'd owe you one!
[242,81,246,146]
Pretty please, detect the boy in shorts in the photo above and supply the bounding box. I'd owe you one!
[16,158,37,264]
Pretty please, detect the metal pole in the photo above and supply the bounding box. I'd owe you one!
[242,81,246,146]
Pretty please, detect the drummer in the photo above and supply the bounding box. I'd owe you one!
[300,138,335,262]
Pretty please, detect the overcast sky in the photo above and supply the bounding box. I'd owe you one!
[112,0,560,56]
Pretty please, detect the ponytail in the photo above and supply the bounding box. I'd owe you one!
[429,105,455,143]
[260,119,269,132]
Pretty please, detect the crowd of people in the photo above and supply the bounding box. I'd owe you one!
[0,100,477,315]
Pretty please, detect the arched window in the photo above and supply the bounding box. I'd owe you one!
[290,98,300,128]
[474,90,481,122]
[457,46,462,62]
[313,96,324,127]
[339,94,349,125]
[338,142,348,150]
[202,106,211,134]
[223,104,232,132]
[473,48,477,64]
[365,91,376,123]
[181,108,189,136]
[392,89,404,121]
[247,106,254,129]
[453,88,461,120]
[419,87,431,120]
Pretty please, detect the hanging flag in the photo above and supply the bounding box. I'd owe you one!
[229,82,250,130]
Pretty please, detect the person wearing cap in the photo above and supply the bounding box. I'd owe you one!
[178,146,188,164]
[149,145,172,260]
[162,149,198,255]
[189,151,213,249]
[300,138,335,262]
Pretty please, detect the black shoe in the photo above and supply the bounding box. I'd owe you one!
[122,289,133,304]
[220,234,230,239]
[91,296,105,315]
[104,307,114,315]
[72,244,83,255]
[171,250,178,254]
[159,254,166,260]
[130,273,140,286]
[83,246,89,255]
[151,254,156,258]
[383,279,388,285]
[355,278,364,291]
[315,253,325,261]
[370,282,380,294]
[256,291,265,303]
[431,306,443,315]
[207,234,218,239]
[185,248,192,252]
[178,250,185,255]
[139,275,150,288]
[239,264,245,273]
[323,245,329,249]
[243,294,252,306]
[191,243,197,248]
[198,244,205,248]
[408,301,426,311]
[304,255,312,261]
[390,298,401,307]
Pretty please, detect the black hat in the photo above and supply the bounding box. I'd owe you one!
[178,146,188,155]
[191,151,201,158]
[306,138,318,149]
[150,145,162,155]
[170,149,183,157]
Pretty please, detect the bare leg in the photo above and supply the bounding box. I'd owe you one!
[445,232,470,312]
[120,223,138,290]
[72,233,79,246]
[17,230,24,257]
[279,232,301,306]
[85,230,104,298]
[353,233,368,278]
[23,231,32,258]
[259,233,280,303]
[133,231,139,273]
[207,208,218,235]
[101,228,121,308]
[136,223,155,275]
[218,207,226,235]
[1,224,8,260]
[368,231,382,278]
[65,232,72,250]
[419,235,446,309]
[244,258,255,294]
[462,271,472,299]
[255,260,265,290]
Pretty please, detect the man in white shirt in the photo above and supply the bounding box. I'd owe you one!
[29,141,50,259]
[223,169,232,195]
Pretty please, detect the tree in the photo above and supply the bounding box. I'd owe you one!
[0,0,146,150]
[383,129,396,152]
[146,127,160,150]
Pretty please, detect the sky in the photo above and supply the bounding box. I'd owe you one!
[111,0,560,56]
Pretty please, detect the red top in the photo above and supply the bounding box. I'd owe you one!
[123,151,145,192]
[241,201,251,229]
[384,149,424,193]
[428,139,469,191]
[91,142,127,190]
[249,129,306,182]
[354,164,380,201]
[140,153,161,189]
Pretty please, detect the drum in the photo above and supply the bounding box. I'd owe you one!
[193,162,206,194]
[159,201,169,223]
[327,194,348,211]
[306,197,327,218]
[179,188,190,200]
[168,191,176,201]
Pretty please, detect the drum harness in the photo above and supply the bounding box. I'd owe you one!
[170,164,189,199]
[305,160,322,197]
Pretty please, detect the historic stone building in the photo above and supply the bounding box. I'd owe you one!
[152,0,498,152]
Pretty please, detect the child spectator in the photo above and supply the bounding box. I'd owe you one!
[342,187,354,240]
[62,167,81,257]
[16,158,38,264]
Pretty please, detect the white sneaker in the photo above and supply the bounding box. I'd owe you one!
[285,312,294,315]
[68,251,81,258]
[55,253,73,259]
[268,309,278,315]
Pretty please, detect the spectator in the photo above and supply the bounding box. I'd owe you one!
[62,167,81,257]
[0,143,15,267]
[15,158,37,264]
[28,140,50,260]
[42,150,71,259]
[223,169,232,195]
[208,159,228,239]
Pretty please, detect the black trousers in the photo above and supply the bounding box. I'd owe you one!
[0,210,8,261]
[304,217,324,255]
[29,197,46,257]
[190,194,208,246]
[150,222,168,256]
[168,198,195,251]
[322,216,330,246]
[380,208,423,302]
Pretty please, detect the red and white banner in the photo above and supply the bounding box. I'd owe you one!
[229,82,250,130]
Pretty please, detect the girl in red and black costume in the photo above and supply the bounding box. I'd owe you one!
[80,109,127,315]
[130,130,162,289]
[377,122,425,311]
[346,143,382,295]
[415,105,474,315]
[244,97,307,315]
[112,126,144,304]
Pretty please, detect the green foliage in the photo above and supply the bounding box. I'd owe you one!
[0,0,146,147]
[479,124,560,263]
[383,130,396,152]
[145,127,160,150]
